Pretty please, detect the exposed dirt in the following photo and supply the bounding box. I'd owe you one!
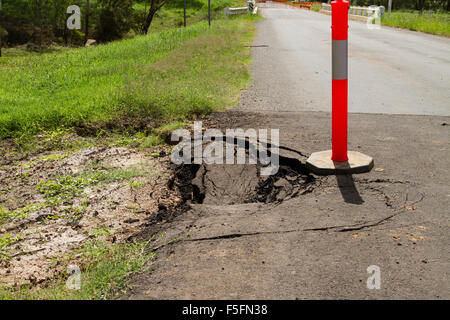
[0,146,184,287]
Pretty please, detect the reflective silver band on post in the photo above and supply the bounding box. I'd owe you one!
[332,40,348,80]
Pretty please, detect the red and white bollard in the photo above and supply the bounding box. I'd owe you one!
[306,0,374,175]
[331,0,349,162]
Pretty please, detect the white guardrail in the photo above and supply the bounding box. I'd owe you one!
[321,3,385,18]
[224,0,258,16]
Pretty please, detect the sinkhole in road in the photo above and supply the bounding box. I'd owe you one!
[172,151,318,205]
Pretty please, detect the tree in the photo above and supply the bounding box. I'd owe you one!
[143,0,170,34]
[416,0,426,13]
[0,27,7,57]
[97,0,135,41]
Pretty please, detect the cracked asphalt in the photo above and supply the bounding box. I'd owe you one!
[124,6,449,299]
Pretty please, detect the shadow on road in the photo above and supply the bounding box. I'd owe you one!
[336,174,364,205]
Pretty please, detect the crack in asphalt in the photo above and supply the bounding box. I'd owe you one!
[163,182,426,245]
[145,212,406,254]
[170,214,402,244]
[356,178,412,185]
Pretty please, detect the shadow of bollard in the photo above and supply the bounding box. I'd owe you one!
[336,174,364,205]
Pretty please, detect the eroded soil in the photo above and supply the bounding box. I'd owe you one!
[0,145,184,287]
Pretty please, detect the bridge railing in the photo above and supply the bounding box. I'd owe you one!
[321,3,385,18]
[224,0,258,16]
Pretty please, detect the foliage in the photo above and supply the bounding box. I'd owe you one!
[97,0,137,41]
[0,0,245,47]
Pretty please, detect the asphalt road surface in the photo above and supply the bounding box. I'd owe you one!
[124,6,450,299]
[244,4,450,116]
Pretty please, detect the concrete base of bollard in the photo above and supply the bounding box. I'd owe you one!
[306,150,374,175]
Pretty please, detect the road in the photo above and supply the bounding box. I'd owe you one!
[124,6,450,299]
[243,4,450,116]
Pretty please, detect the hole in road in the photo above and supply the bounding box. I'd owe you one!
[171,140,317,205]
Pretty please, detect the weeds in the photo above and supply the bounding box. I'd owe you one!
[0,204,42,225]
[128,181,144,188]
[0,233,22,261]
[86,165,149,184]
[37,175,89,206]
[0,239,156,299]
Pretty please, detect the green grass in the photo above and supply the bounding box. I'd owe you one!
[37,175,89,205]
[36,164,148,204]
[107,122,187,149]
[0,14,257,142]
[311,2,322,13]
[0,203,42,225]
[1,46,71,58]
[85,164,149,183]
[381,10,450,37]
[119,17,257,122]
[0,239,156,300]
[0,233,23,261]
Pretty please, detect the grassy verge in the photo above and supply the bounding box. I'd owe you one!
[381,10,450,37]
[0,14,258,146]
[119,18,256,124]
[0,240,155,300]
[0,13,258,299]
[1,46,71,58]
